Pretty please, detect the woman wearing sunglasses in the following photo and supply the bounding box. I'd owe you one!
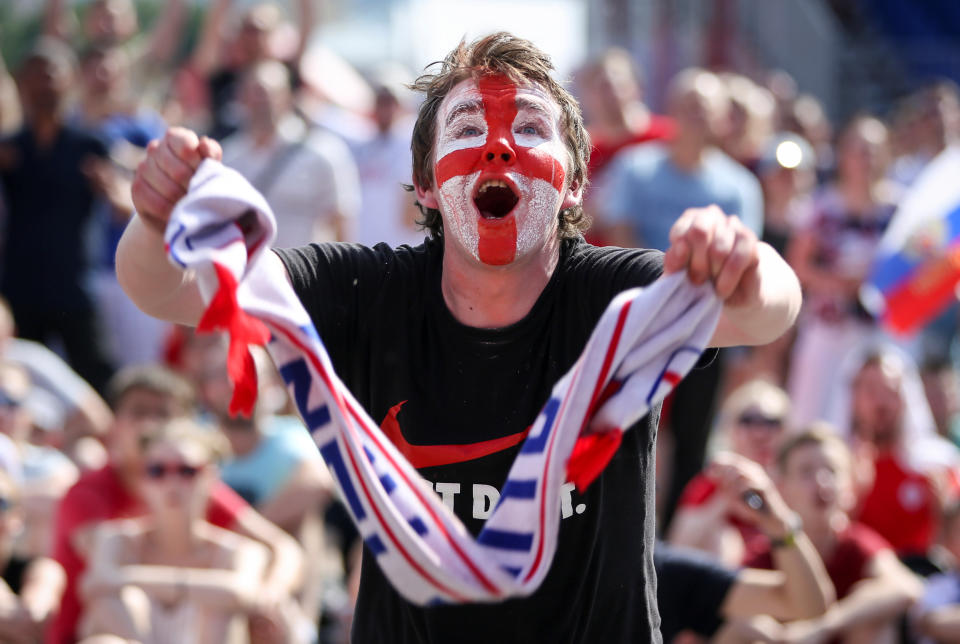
[667,379,791,567]
[78,419,268,644]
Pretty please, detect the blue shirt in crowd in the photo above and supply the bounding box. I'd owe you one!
[219,415,319,507]
[601,142,764,251]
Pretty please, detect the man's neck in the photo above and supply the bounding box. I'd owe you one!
[250,123,280,148]
[151,517,199,558]
[29,114,62,148]
[440,235,562,328]
[226,425,261,457]
[838,178,877,216]
[81,92,125,122]
[805,511,845,559]
[669,135,706,173]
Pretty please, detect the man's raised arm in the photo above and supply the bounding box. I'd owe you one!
[663,205,802,348]
[116,127,222,326]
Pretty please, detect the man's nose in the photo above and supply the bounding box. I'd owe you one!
[483,136,516,165]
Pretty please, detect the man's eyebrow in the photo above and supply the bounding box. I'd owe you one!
[515,97,551,117]
[445,100,484,127]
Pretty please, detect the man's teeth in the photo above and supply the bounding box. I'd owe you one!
[478,180,509,193]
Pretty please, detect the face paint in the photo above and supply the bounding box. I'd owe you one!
[433,76,568,265]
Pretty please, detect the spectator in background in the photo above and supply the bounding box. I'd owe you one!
[0,378,23,489]
[194,338,331,636]
[0,297,112,464]
[74,43,171,369]
[0,363,78,580]
[0,470,66,643]
[757,133,817,258]
[723,133,818,390]
[599,68,764,530]
[577,48,674,178]
[353,70,424,248]
[598,66,762,255]
[889,81,960,190]
[221,60,360,247]
[669,380,790,567]
[719,73,775,173]
[748,428,923,643]
[79,420,268,644]
[48,365,303,644]
[43,0,188,115]
[922,357,960,448]
[787,115,896,427]
[0,51,21,135]
[186,0,314,139]
[658,454,833,644]
[574,48,674,244]
[200,349,331,533]
[765,69,799,133]
[0,39,120,394]
[830,349,958,576]
[784,93,835,182]
[895,81,960,365]
[914,500,960,643]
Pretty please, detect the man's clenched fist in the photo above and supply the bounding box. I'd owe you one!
[131,127,222,233]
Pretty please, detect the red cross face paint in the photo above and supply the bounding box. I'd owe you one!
[433,76,568,266]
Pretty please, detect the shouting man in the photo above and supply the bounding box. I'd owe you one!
[118,33,801,643]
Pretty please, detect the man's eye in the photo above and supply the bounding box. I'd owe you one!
[459,126,482,137]
[518,124,541,136]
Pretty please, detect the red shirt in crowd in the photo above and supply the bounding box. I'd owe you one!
[586,114,676,178]
[584,115,675,247]
[856,452,937,558]
[676,472,767,561]
[745,521,890,599]
[48,464,249,644]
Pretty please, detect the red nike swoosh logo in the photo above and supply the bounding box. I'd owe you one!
[379,401,530,468]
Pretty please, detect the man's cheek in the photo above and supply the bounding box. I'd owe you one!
[515,177,560,255]
[437,172,480,255]
[516,145,567,192]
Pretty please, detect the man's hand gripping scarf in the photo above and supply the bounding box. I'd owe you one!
[166,160,722,605]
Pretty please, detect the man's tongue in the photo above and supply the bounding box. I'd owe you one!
[474,185,519,219]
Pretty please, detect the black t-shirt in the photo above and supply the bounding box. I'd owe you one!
[0,125,108,311]
[277,236,664,644]
[654,543,737,642]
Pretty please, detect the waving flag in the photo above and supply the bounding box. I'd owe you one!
[863,146,960,334]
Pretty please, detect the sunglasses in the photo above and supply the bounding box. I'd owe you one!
[737,412,784,429]
[144,462,203,480]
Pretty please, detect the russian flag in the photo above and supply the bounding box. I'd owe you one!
[863,146,960,335]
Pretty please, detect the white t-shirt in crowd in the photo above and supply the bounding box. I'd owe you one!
[222,115,361,248]
[353,120,425,249]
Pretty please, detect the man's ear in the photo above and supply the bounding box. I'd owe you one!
[414,180,440,210]
[560,177,584,211]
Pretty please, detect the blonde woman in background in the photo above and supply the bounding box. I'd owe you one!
[668,380,791,567]
[79,420,268,644]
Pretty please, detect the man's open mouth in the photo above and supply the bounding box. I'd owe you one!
[474,179,519,219]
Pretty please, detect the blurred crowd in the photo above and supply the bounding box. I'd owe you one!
[0,0,959,642]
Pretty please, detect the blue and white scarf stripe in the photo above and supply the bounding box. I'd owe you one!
[166,160,722,604]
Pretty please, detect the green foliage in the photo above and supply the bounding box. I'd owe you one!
[0,0,207,70]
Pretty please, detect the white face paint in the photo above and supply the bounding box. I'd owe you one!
[432,77,572,266]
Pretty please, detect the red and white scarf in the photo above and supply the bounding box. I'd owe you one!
[166,160,721,604]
